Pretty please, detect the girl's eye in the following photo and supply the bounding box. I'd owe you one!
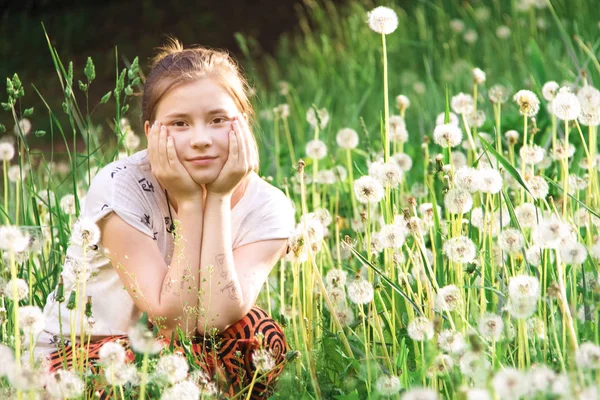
[212,117,228,124]
[173,121,188,127]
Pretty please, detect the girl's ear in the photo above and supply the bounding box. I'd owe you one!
[144,121,151,138]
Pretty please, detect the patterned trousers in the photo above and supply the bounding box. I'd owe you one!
[47,306,288,399]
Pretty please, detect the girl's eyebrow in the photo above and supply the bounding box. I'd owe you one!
[163,108,230,119]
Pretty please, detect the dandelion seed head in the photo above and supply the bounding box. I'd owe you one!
[560,240,587,264]
[156,354,189,384]
[514,203,540,228]
[13,118,32,136]
[519,144,545,165]
[306,108,329,129]
[478,168,503,194]
[366,6,399,35]
[436,112,460,127]
[443,236,477,264]
[464,29,479,44]
[459,351,491,377]
[577,85,600,113]
[389,115,408,143]
[378,224,407,249]
[513,90,540,117]
[396,95,410,111]
[449,19,465,33]
[576,342,600,369]
[325,269,347,289]
[451,93,475,115]
[0,142,15,161]
[3,278,29,301]
[533,215,571,248]
[18,306,45,336]
[509,275,540,302]
[407,317,434,341]
[336,128,359,149]
[354,176,385,204]
[466,388,492,400]
[347,279,374,304]
[523,175,549,200]
[488,85,511,104]
[375,375,401,396]
[391,152,413,171]
[433,123,463,148]
[305,139,328,160]
[550,142,575,160]
[542,81,559,101]
[98,341,126,367]
[160,380,201,400]
[473,68,486,85]
[478,313,504,341]
[454,167,480,193]
[429,354,454,377]
[435,285,462,312]
[59,194,77,215]
[444,188,473,214]
[498,228,525,254]
[492,368,528,399]
[45,369,85,399]
[437,330,466,355]
[552,87,581,121]
[7,165,25,182]
[496,25,511,39]
[128,323,163,355]
[0,226,30,253]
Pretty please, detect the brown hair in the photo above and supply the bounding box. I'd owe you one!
[141,36,259,167]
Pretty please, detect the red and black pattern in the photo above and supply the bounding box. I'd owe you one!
[46,306,288,399]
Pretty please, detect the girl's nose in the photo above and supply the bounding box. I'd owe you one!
[189,128,212,147]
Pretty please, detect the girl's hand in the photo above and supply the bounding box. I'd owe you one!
[147,121,204,203]
[206,114,258,195]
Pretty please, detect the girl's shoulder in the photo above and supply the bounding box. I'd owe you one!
[244,173,294,213]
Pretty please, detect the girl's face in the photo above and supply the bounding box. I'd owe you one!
[145,77,242,185]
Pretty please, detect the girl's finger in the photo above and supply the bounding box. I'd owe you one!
[158,125,169,168]
[234,118,249,170]
[148,121,158,169]
[229,129,239,159]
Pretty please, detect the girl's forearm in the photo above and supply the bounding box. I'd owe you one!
[156,201,203,338]
[196,193,245,334]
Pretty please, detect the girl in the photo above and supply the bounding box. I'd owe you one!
[34,38,296,398]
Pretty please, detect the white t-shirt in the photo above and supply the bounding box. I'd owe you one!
[33,149,296,359]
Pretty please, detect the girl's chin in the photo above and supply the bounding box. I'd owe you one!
[190,172,219,186]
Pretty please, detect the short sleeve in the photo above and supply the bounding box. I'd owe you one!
[81,162,155,240]
[234,186,296,249]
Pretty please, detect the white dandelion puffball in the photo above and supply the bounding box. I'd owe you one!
[464,29,478,44]
[436,111,459,126]
[336,128,359,149]
[99,342,127,367]
[509,275,540,302]
[389,115,408,142]
[478,168,503,194]
[354,176,384,204]
[560,240,587,264]
[0,226,30,253]
[347,279,374,304]
[161,380,200,400]
[128,323,163,355]
[513,90,540,117]
[4,278,29,301]
[489,85,511,104]
[306,107,329,129]
[0,142,15,161]
[375,375,401,396]
[45,369,85,399]
[542,81,559,101]
[403,388,439,400]
[253,348,276,372]
[407,317,434,341]
[18,306,45,336]
[524,175,549,200]
[305,139,328,160]
[478,313,504,341]
[450,19,465,33]
[451,92,475,115]
[435,285,462,312]
[473,68,486,84]
[378,224,407,249]
[519,144,545,165]
[433,123,462,148]
[493,368,528,399]
[552,87,581,121]
[575,342,600,369]
[577,84,600,113]
[325,268,347,289]
[372,162,403,188]
[124,133,141,151]
[396,94,410,111]
[60,194,77,215]
[391,152,413,171]
[496,25,511,39]
[367,6,399,35]
[443,236,477,264]
[7,165,25,182]
[498,228,525,254]
[525,245,543,266]
[514,203,540,228]
[70,217,101,247]
[454,167,480,193]
[437,330,466,355]
[103,362,138,386]
[444,188,473,214]
[13,118,32,136]
[156,354,189,384]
